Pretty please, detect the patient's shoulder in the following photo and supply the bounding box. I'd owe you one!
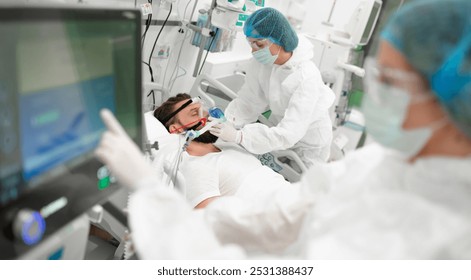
[186,142,221,156]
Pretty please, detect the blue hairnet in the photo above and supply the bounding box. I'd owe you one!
[244,7,298,52]
[380,0,471,138]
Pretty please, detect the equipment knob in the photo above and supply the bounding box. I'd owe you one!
[13,209,46,245]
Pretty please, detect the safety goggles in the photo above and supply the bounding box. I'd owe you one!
[246,38,272,50]
[363,57,434,104]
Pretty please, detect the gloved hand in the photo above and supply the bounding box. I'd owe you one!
[209,121,242,144]
[95,109,156,190]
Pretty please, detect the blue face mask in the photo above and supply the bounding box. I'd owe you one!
[252,46,278,65]
[362,79,443,159]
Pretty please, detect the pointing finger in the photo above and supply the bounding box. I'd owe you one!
[100,108,128,137]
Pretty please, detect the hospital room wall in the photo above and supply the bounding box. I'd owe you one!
[268,0,368,35]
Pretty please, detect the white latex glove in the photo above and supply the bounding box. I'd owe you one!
[95,109,157,190]
[209,122,242,144]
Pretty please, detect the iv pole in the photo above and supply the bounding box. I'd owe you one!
[188,0,218,77]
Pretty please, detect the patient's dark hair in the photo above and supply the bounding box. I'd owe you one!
[154,93,191,131]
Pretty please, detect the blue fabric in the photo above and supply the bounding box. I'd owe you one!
[380,0,471,137]
[244,7,298,52]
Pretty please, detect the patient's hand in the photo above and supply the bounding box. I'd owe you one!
[95,109,156,189]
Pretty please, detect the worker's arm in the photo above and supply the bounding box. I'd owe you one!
[225,60,267,127]
[239,65,334,154]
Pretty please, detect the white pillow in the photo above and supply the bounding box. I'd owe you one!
[144,111,168,141]
[144,111,183,153]
[144,111,183,189]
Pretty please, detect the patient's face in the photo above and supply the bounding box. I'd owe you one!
[169,99,218,143]
[170,99,208,131]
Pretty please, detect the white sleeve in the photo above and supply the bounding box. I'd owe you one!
[225,61,267,127]
[240,69,330,154]
[128,182,245,259]
[305,192,471,259]
[203,166,327,253]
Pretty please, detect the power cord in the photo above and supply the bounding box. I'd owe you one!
[144,3,173,104]
[141,0,153,52]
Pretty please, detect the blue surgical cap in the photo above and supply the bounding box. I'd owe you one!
[381,0,471,138]
[244,7,298,52]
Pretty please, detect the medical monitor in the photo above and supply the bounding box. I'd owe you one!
[347,0,382,46]
[0,5,141,259]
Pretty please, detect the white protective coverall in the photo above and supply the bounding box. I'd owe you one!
[225,35,335,167]
[128,143,471,259]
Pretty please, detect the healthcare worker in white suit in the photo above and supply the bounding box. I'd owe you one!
[209,7,335,167]
[96,0,471,259]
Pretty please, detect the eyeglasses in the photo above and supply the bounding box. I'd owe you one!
[364,57,433,102]
[247,38,271,50]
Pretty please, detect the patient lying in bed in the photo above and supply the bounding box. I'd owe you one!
[150,93,290,209]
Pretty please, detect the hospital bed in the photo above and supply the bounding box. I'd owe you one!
[143,74,307,183]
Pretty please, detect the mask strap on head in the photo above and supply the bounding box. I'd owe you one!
[431,31,471,103]
[168,117,207,134]
[275,43,282,56]
[429,118,448,131]
[265,37,283,53]
[186,118,207,131]
[160,97,201,125]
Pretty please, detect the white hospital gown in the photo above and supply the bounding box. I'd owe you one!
[129,143,471,259]
[180,141,290,207]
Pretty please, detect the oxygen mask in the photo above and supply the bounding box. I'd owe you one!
[184,106,226,141]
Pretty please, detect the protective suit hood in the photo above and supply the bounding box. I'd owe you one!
[280,35,314,70]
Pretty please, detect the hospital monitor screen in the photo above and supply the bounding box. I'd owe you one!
[347,0,382,46]
[360,1,382,45]
[0,5,141,258]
